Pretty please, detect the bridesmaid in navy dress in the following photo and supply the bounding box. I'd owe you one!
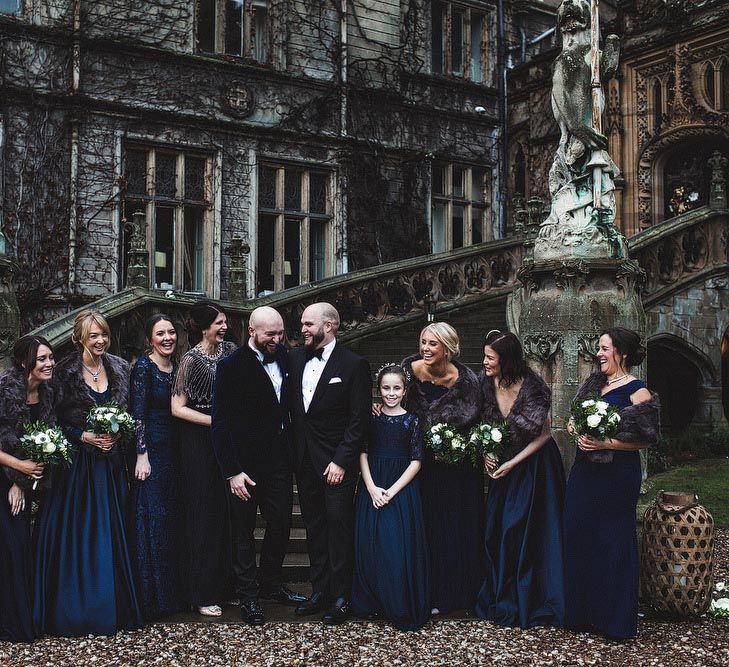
[402,322,482,615]
[129,314,182,619]
[0,337,57,642]
[353,364,430,631]
[564,327,660,639]
[34,310,143,637]
[475,331,565,628]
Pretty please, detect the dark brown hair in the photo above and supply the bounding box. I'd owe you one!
[483,330,528,387]
[601,327,646,368]
[186,301,225,346]
[376,363,408,389]
[12,335,54,375]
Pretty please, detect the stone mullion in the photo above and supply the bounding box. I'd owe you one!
[300,170,310,285]
[274,166,285,292]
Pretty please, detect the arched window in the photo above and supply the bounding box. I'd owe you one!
[704,62,716,108]
[720,60,729,111]
[652,79,663,132]
[662,139,729,219]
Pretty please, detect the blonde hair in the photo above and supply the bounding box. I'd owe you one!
[419,322,460,360]
[71,309,111,351]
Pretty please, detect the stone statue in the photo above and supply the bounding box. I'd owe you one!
[534,0,626,261]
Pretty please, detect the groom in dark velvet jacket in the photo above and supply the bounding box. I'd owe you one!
[211,305,304,626]
[289,302,371,625]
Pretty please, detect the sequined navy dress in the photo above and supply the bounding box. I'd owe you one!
[128,356,182,619]
[352,412,430,631]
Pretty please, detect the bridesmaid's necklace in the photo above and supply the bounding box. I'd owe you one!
[607,373,628,385]
[82,358,102,383]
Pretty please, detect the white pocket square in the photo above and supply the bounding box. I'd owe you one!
[328,377,342,384]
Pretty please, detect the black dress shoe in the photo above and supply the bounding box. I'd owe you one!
[240,598,265,626]
[294,591,327,616]
[260,585,307,605]
[322,597,351,625]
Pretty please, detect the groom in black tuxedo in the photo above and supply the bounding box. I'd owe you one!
[211,305,305,626]
[289,302,371,625]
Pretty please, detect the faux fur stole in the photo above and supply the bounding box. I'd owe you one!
[576,371,661,450]
[55,352,130,430]
[479,367,551,457]
[401,354,481,429]
[0,368,59,453]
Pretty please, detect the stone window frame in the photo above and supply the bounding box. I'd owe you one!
[430,0,491,84]
[196,0,270,64]
[700,58,729,112]
[254,160,335,296]
[121,144,218,296]
[649,76,667,135]
[430,161,492,253]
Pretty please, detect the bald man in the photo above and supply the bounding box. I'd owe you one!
[211,306,304,626]
[289,302,371,625]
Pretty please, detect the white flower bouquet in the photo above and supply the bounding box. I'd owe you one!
[424,422,474,465]
[468,421,509,466]
[86,402,135,440]
[18,421,73,488]
[570,394,621,462]
[708,581,729,619]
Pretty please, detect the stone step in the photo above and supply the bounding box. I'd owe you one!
[254,527,308,553]
[256,505,304,529]
[256,552,310,583]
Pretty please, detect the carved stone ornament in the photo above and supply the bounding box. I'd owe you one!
[614,259,646,295]
[578,334,600,363]
[523,334,562,364]
[225,82,254,118]
[553,259,589,291]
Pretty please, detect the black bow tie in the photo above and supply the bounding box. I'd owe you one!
[305,347,324,361]
[262,354,277,365]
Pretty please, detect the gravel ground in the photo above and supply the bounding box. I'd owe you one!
[2,530,727,667]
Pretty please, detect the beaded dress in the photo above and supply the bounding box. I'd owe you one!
[173,341,236,607]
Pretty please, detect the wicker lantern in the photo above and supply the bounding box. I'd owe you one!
[641,491,715,617]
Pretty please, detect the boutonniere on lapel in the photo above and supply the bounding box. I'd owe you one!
[328,377,342,384]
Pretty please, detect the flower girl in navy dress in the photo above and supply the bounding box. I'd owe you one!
[352,364,430,631]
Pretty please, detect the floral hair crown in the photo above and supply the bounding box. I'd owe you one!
[375,362,411,384]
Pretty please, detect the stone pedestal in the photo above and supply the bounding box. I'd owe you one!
[513,255,646,470]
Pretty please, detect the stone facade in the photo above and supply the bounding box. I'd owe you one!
[0,0,507,328]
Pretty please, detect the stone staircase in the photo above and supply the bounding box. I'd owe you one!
[256,483,310,582]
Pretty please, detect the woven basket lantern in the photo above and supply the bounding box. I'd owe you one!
[641,491,715,617]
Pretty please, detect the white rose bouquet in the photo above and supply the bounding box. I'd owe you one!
[86,402,135,441]
[570,394,621,461]
[708,581,729,619]
[424,422,474,465]
[18,421,73,488]
[468,421,510,466]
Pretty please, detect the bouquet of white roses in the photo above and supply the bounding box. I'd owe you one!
[570,394,621,440]
[424,422,473,465]
[468,421,509,466]
[18,421,73,488]
[86,402,135,439]
[708,581,729,619]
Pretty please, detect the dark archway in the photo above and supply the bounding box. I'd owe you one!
[648,337,705,433]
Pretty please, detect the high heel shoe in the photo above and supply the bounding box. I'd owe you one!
[198,604,223,616]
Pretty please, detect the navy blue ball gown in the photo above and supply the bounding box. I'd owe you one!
[475,437,565,627]
[33,386,143,637]
[352,412,430,631]
[0,473,34,642]
[564,379,645,639]
[128,356,182,619]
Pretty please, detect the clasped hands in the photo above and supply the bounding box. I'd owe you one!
[368,485,390,509]
[577,434,612,452]
[484,456,515,480]
[82,430,120,452]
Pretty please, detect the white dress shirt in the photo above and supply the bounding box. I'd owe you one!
[302,339,336,413]
[249,338,283,403]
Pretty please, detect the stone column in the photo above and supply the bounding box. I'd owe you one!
[226,235,250,301]
[708,151,728,211]
[125,210,149,289]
